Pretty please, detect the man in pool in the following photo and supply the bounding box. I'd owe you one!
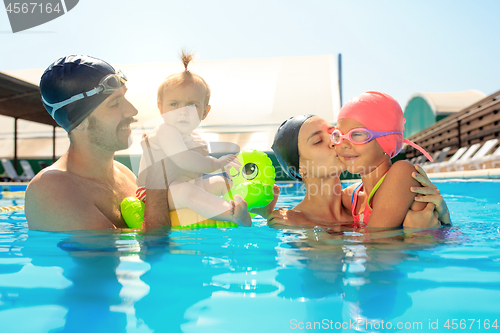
[25,55,170,230]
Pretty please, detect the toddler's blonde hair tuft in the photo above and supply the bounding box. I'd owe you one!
[157,50,211,106]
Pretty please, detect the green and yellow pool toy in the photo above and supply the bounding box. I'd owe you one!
[222,149,276,210]
[120,197,145,229]
[121,149,276,229]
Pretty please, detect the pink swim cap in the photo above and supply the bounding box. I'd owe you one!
[337,91,432,161]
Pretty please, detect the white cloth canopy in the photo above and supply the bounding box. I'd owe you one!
[1,55,340,160]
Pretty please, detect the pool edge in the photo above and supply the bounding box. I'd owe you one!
[427,168,500,181]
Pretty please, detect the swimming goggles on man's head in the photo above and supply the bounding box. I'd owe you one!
[42,70,128,117]
[330,128,402,145]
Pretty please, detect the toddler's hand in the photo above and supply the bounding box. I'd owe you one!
[217,155,241,170]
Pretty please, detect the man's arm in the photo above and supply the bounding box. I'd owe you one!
[141,159,171,228]
[25,171,116,231]
[143,189,170,228]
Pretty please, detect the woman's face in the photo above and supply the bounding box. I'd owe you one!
[297,116,345,179]
[334,118,386,175]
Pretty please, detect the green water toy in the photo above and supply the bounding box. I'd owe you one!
[121,196,144,229]
[223,149,276,209]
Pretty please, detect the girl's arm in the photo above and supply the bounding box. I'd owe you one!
[367,160,427,228]
[340,182,359,213]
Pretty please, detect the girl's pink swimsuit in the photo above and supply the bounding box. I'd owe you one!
[350,174,387,226]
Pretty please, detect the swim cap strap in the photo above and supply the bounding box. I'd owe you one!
[403,139,433,162]
[42,88,103,118]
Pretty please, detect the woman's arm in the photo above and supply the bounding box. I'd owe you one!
[267,208,318,228]
[250,185,280,219]
[410,165,452,225]
[402,202,440,229]
[259,185,320,227]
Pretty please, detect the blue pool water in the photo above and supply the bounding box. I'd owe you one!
[0,181,499,333]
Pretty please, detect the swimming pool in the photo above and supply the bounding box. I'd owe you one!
[0,181,499,333]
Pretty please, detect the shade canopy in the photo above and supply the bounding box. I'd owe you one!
[0,72,58,127]
[123,55,340,157]
[403,90,486,138]
[0,55,340,164]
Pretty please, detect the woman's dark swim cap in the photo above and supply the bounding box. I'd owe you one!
[272,114,315,180]
[40,55,117,132]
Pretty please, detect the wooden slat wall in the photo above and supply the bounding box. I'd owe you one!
[406,89,500,159]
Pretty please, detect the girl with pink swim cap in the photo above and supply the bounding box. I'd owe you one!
[335,91,451,227]
[269,113,450,230]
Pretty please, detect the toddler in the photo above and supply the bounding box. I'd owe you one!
[137,52,251,226]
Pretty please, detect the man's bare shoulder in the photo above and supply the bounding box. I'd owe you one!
[114,160,136,182]
[26,168,81,229]
[25,167,113,231]
[27,166,78,196]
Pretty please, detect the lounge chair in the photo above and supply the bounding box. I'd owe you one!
[20,160,36,180]
[1,159,29,182]
[414,155,426,165]
[434,147,451,164]
[423,146,468,173]
[38,161,50,169]
[471,142,500,170]
[456,139,499,171]
[427,151,442,164]
[442,143,482,172]
[421,147,451,167]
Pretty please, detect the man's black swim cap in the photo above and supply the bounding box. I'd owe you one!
[40,55,117,132]
[272,114,315,180]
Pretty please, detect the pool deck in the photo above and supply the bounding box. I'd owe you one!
[427,168,500,181]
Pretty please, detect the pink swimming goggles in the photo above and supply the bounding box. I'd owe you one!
[331,128,433,161]
[331,128,401,145]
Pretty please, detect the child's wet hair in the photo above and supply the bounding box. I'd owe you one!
[157,50,211,106]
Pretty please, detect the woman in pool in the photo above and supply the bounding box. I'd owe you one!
[268,113,450,228]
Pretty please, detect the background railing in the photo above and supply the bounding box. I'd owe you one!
[406,89,500,160]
